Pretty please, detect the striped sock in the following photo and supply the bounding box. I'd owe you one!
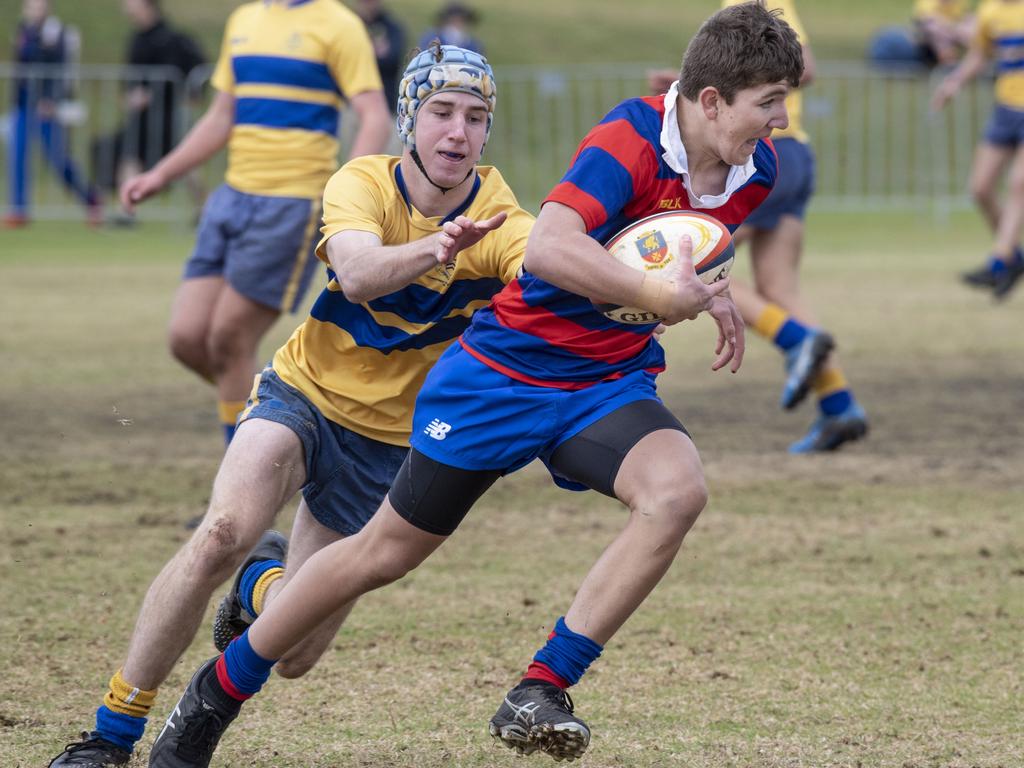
[523,617,603,689]
[94,670,157,752]
[752,303,809,352]
[217,632,277,700]
[814,366,854,416]
[218,399,247,446]
[238,560,285,618]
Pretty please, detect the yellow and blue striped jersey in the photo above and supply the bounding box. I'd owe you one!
[723,0,808,143]
[975,0,1024,108]
[211,0,383,198]
[914,0,971,23]
[273,156,534,446]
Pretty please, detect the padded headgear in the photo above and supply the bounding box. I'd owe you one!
[396,44,496,151]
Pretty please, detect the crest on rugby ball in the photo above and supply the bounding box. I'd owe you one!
[635,231,668,265]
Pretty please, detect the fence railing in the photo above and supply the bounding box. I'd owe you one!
[0,60,989,223]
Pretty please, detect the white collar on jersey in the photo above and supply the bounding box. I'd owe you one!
[659,80,757,210]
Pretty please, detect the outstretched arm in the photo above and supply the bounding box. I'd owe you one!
[932,46,987,111]
[326,212,508,303]
[120,89,235,212]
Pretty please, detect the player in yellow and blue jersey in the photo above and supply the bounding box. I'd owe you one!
[49,44,532,767]
[118,0,392,450]
[934,0,1024,299]
[649,0,868,452]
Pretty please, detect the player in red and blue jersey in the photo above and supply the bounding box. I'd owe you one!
[158,4,803,764]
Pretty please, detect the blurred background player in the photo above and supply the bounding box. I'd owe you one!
[118,0,391,450]
[5,0,101,228]
[418,2,485,54]
[650,0,868,453]
[91,0,207,225]
[868,0,975,69]
[355,0,407,114]
[145,5,801,765]
[933,0,1024,300]
[47,44,531,768]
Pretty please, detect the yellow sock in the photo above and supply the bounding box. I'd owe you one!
[812,366,848,399]
[752,303,789,340]
[251,567,285,616]
[103,670,158,718]
[218,400,247,429]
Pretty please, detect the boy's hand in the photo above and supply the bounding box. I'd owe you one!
[435,212,508,264]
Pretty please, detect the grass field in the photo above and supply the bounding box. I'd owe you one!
[2,210,1022,767]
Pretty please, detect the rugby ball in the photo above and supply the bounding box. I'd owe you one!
[594,211,734,325]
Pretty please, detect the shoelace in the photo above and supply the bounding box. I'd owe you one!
[49,733,123,765]
[178,708,227,760]
[537,685,575,715]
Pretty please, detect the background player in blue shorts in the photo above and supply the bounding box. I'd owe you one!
[933,0,1024,299]
[157,4,803,764]
[119,0,393,448]
[650,0,869,453]
[48,44,533,767]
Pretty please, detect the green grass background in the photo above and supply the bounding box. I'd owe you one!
[2,211,1023,767]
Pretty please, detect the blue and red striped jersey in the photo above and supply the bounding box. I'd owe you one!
[460,94,778,389]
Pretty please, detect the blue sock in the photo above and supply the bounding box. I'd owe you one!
[774,318,809,351]
[223,422,236,445]
[94,705,146,753]
[222,631,276,696]
[531,617,603,687]
[819,389,854,417]
[238,559,284,617]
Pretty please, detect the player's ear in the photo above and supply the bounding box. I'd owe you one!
[698,87,721,120]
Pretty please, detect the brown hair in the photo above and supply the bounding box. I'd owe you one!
[678,1,802,104]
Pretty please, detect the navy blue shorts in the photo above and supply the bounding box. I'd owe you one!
[745,138,815,230]
[238,367,408,536]
[184,184,323,313]
[983,104,1024,147]
[409,343,664,490]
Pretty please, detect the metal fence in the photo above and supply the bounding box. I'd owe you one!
[0,60,992,223]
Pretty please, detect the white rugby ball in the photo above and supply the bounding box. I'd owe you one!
[593,211,734,325]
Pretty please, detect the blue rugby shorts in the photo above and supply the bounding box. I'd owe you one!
[184,183,323,313]
[745,137,816,230]
[983,103,1024,148]
[408,342,663,490]
[238,366,409,535]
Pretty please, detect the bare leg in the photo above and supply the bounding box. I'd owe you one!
[992,144,1024,259]
[207,284,280,405]
[120,419,305,689]
[268,501,358,679]
[563,429,707,645]
[969,143,1013,237]
[167,276,222,382]
[247,500,447,660]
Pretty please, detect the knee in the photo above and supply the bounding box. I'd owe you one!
[970,180,995,207]
[168,326,208,371]
[185,516,256,583]
[274,652,320,680]
[636,478,709,545]
[206,322,250,374]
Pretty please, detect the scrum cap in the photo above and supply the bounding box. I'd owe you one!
[396,44,496,150]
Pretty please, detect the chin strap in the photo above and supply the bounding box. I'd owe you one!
[410,148,474,194]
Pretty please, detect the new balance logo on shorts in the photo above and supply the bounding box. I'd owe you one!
[424,419,452,440]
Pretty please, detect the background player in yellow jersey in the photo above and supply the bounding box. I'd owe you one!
[650,0,868,452]
[48,44,532,767]
[119,0,392,449]
[933,0,1024,299]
